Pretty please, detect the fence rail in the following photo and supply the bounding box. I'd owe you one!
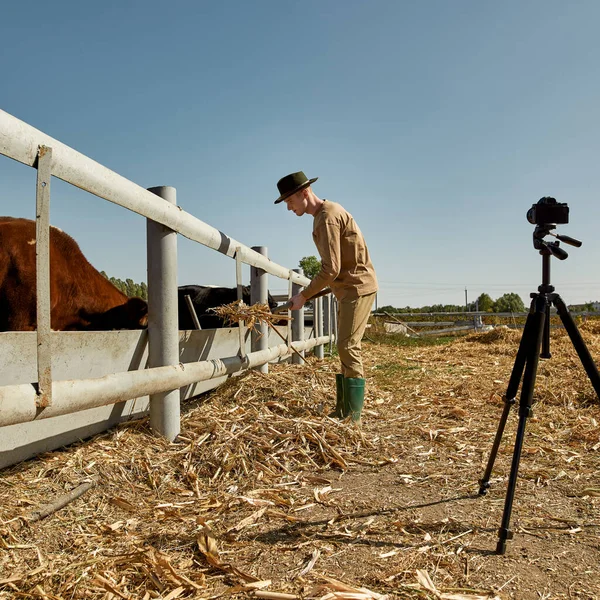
[0,335,329,429]
[0,110,310,286]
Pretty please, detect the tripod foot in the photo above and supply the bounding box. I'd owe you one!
[496,527,513,555]
[478,480,490,495]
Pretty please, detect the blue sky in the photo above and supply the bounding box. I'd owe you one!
[2,1,600,308]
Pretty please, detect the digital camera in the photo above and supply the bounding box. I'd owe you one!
[527,197,569,225]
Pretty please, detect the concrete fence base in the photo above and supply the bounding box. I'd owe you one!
[0,326,324,469]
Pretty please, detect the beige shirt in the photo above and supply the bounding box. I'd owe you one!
[301,200,378,301]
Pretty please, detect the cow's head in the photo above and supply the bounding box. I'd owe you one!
[241,285,251,304]
[86,297,149,330]
[239,286,277,310]
[267,292,278,311]
[124,297,149,328]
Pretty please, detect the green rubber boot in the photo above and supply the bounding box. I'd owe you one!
[329,374,346,418]
[343,377,366,422]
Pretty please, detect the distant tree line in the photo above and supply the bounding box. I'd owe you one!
[379,293,599,314]
[298,256,529,313]
[567,301,598,312]
[296,256,598,314]
[379,292,527,314]
[101,271,148,300]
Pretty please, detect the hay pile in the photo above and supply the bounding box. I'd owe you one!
[1,322,599,599]
[0,361,397,600]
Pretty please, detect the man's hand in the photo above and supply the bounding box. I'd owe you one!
[289,293,307,311]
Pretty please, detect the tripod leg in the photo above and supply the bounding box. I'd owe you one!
[541,306,551,359]
[554,295,600,400]
[478,300,536,495]
[496,294,547,555]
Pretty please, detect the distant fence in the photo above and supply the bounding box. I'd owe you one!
[373,310,600,337]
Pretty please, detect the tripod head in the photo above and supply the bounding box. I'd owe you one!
[528,197,582,260]
[532,224,582,260]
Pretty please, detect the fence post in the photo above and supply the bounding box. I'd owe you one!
[291,268,305,364]
[314,297,324,359]
[251,246,269,373]
[323,295,331,355]
[332,297,339,348]
[35,145,53,408]
[147,186,180,441]
[235,248,248,361]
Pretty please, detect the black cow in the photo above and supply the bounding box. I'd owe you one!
[177,285,279,330]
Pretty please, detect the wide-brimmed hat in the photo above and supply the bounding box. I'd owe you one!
[274,171,318,204]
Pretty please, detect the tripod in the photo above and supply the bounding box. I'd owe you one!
[478,224,600,555]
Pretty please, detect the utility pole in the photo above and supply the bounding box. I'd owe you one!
[465,287,468,312]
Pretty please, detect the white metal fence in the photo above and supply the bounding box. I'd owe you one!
[0,109,334,444]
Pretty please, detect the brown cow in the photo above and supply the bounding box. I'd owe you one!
[0,217,148,331]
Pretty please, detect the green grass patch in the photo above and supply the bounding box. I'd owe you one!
[373,361,422,376]
[365,332,456,348]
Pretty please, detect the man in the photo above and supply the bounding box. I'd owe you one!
[274,171,378,422]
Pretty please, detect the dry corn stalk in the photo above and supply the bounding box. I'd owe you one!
[211,301,306,361]
[211,301,291,332]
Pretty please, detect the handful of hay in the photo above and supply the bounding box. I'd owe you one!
[210,300,292,332]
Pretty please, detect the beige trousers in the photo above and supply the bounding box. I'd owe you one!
[337,291,376,379]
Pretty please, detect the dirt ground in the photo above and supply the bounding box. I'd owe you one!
[1,323,599,599]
